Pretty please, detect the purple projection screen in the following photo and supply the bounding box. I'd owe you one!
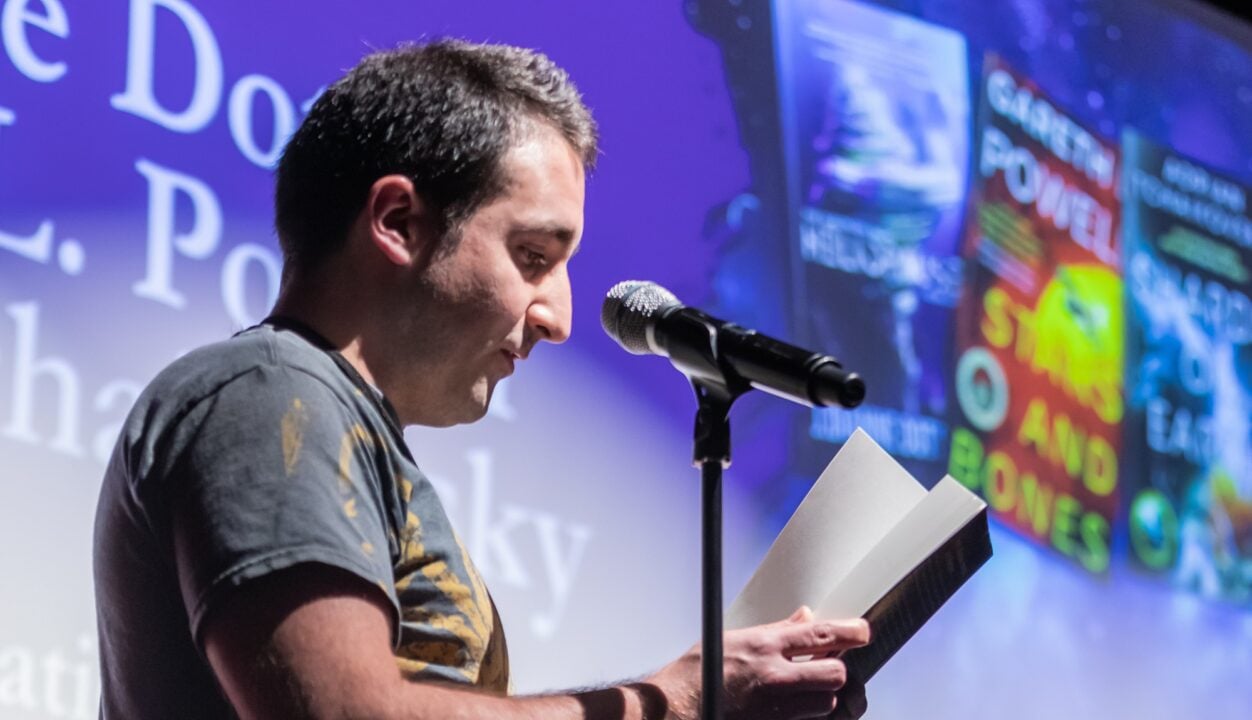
[1,1,1250,719]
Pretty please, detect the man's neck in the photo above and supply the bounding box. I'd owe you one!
[270,282,380,390]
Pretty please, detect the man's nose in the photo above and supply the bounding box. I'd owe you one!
[528,265,573,344]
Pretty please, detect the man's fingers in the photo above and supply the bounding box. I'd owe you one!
[786,606,814,624]
[771,656,848,692]
[777,618,870,657]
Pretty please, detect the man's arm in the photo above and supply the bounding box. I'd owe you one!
[202,564,870,720]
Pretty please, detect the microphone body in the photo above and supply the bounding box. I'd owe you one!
[602,281,865,408]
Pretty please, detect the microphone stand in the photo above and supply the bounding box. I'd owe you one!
[660,310,751,720]
[604,281,867,719]
[691,378,748,720]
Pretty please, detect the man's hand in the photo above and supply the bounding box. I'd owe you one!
[203,565,869,720]
[648,606,872,720]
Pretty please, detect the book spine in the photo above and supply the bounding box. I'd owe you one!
[842,509,992,683]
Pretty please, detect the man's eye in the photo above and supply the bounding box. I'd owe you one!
[520,247,548,268]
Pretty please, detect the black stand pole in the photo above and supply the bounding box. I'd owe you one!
[692,381,746,720]
[700,458,724,720]
[601,282,867,719]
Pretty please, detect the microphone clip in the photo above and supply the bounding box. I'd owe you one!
[661,310,752,468]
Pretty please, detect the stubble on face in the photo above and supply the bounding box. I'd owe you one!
[387,123,585,428]
[401,232,517,425]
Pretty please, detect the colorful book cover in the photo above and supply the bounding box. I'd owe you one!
[1122,131,1252,602]
[773,0,969,483]
[948,55,1122,574]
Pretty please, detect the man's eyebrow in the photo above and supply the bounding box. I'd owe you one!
[511,224,581,253]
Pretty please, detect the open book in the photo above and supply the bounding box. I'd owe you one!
[726,428,992,684]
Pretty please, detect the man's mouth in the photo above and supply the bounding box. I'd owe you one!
[500,349,518,375]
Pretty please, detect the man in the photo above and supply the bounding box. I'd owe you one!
[94,40,870,719]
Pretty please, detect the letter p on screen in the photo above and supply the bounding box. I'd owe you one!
[131,158,222,309]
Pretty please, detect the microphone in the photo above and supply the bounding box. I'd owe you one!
[601,281,865,408]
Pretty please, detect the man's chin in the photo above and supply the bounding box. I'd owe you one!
[401,383,493,428]
[420,404,488,428]
[446,383,494,426]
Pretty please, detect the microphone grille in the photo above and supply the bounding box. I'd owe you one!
[601,280,680,354]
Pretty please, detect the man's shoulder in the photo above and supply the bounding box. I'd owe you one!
[147,324,344,403]
[126,325,361,441]
[112,325,369,482]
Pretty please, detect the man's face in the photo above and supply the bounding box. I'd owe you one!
[397,123,585,426]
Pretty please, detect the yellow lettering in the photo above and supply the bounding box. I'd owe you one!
[1016,473,1053,537]
[1051,494,1082,558]
[984,451,1018,513]
[1015,396,1118,491]
[1032,324,1068,389]
[981,287,1014,348]
[1016,397,1050,457]
[956,428,1111,575]
[1090,380,1123,424]
[1078,511,1110,573]
[1050,412,1086,479]
[1083,434,1118,497]
[1013,306,1038,366]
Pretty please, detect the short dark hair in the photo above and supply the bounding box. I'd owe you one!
[274,40,598,273]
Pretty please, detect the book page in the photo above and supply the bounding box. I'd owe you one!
[816,475,987,619]
[726,428,928,629]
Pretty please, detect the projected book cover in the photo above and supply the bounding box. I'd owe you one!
[773,0,969,483]
[1122,131,1252,602]
[948,55,1122,574]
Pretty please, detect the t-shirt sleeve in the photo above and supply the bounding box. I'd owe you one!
[155,364,400,644]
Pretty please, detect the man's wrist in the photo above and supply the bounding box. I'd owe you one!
[639,654,700,720]
[626,680,683,720]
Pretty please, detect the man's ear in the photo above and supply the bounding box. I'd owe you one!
[364,174,439,266]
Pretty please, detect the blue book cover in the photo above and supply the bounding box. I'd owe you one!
[773,0,969,482]
[1122,130,1252,603]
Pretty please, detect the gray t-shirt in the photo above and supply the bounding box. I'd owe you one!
[94,323,509,719]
